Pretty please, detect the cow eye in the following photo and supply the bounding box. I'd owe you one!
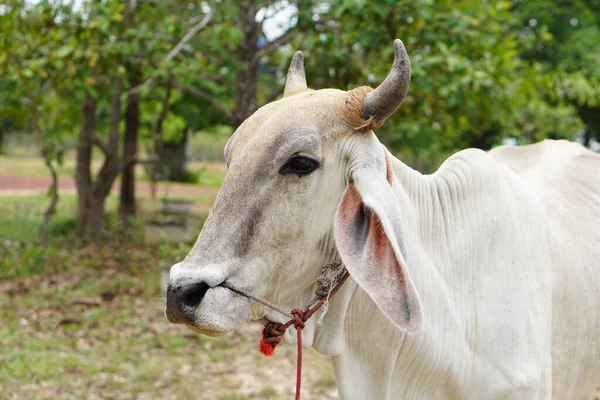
[279,156,320,176]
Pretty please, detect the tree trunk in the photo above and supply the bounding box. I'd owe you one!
[75,93,100,240]
[119,74,140,221]
[118,0,140,222]
[233,0,259,127]
[74,0,134,242]
[75,91,123,241]
[95,91,123,198]
[77,194,107,240]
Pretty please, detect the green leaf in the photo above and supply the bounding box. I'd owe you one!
[55,45,74,59]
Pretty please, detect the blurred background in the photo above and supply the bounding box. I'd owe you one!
[1,0,599,399]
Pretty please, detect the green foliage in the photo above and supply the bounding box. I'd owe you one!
[1,244,46,279]
[177,167,207,184]
[162,113,188,145]
[514,0,600,145]
[3,0,598,162]
[189,128,232,163]
[48,217,78,236]
[155,234,194,261]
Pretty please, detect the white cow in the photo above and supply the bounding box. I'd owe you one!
[166,40,600,399]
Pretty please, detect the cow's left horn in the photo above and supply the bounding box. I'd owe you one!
[284,51,307,96]
[362,39,411,124]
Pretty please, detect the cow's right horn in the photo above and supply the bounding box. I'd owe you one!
[362,39,411,124]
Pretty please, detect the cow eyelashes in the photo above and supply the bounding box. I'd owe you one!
[279,155,320,176]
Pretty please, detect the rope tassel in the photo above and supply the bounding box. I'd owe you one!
[259,322,285,356]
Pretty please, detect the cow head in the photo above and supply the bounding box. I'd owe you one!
[166,40,422,338]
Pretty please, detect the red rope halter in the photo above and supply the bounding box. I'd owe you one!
[258,272,349,400]
[221,269,348,399]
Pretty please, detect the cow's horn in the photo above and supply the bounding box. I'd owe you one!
[362,39,411,124]
[284,51,307,96]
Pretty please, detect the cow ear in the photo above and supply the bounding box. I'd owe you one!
[334,153,423,333]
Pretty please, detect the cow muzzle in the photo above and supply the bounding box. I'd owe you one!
[165,280,211,324]
[165,262,249,335]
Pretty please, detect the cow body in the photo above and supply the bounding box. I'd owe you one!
[491,140,600,399]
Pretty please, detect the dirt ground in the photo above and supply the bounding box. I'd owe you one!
[0,174,218,198]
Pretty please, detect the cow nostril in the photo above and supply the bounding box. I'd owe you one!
[182,282,211,311]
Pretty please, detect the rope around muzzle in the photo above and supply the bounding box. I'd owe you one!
[220,260,349,400]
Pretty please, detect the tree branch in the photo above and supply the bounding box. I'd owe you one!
[121,157,159,170]
[197,70,227,84]
[126,10,215,97]
[255,28,300,60]
[165,10,214,63]
[107,91,122,155]
[40,159,59,251]
[173,82,236,125]
[91,134,110,156]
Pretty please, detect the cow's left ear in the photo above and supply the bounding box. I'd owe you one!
[334,149,423,333]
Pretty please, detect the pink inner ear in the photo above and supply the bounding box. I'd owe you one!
[337,184,396,270]
[335,183,422,332]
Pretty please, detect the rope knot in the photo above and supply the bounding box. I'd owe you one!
[315,275,330,298]
[291,308,305,330]
[259,322,286,356]
[315,261,346,299]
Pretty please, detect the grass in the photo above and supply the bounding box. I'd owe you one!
[0,269,336,399]
[0,195,75,245]
[0,253,237,399]
[0,257,335,400]
[0,195,116,245]
[0,192,215,242]
[0,194,209,279]
[0,151,100,178]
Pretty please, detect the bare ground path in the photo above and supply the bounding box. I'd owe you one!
[0,174,219,198]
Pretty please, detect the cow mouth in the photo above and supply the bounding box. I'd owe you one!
[183,323,228,337]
